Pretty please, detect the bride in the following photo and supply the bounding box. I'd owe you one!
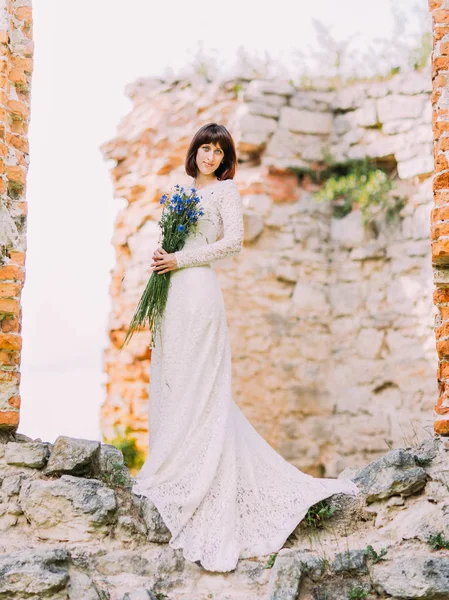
[132,122,360,573]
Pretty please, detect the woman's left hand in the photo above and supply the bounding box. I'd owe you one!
[151,247,178,274]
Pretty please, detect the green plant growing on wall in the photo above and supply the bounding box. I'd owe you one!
[313,159,399,224]
[304,500,337,528]
[428,532,449,551]
[105,426,145,473]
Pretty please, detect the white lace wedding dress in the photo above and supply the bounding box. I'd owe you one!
[132,178,360,572]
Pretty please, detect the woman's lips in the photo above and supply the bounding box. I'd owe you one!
[204,161,213,167]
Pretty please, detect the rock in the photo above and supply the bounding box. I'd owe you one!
[383,118,416,134]
[354,448,427,503]
[291,282,329,317]
[377,94,425,122]
[139,497,171,543]
[331,549,368,574]
[68,570,101,600]
[246,101,282,119]
[245,79,294,97]
[1,472,25,496]
[98,444,133,488]
[332,83,367,110]
[372,555,449,598]
[382,500,447,542]
[279,106,333,135]
[19,475,117,542]
[46,436,100,476]
[0,548,69,597]
[243,212,264,242]
[5,441,50,469]
[242,194,273,216]
[122,591,156,600]
[329,283,361,317]
[330,211,365,249]
[238,112,277,153]
[266,550,306,600]
[290,91,334,112]
[398,155,434,179]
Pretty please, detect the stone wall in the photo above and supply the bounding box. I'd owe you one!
[0,432,448,600]
[0,0,33,430]
[101,70,436,476]
[429,0,449,435]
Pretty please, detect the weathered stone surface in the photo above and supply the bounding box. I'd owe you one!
[330,211,365,249]
[5,441,50,468]
[46,436,100,476]
[372,555,449,598]
[266,550,305,600]
[377,94,426,122]
[19,475,117,542]
[354,449,428,503]
[1,472,26,496]
[243,212,264,242]
[331,549,368,573]
[122,591,156,600]
[68,569,101,600]
[0,549,69,597]
[139,496,171,543]
[245,79,295,97]
[279,106,333,135]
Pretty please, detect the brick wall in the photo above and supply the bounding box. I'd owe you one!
[430,0,449,434]
[0,0,33,429]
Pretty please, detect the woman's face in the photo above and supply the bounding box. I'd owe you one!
[196,142,224,176]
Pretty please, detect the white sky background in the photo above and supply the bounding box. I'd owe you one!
[18,0,430,443]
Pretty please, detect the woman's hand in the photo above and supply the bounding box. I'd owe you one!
[151,247,178,274]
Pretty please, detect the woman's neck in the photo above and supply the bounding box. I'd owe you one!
[194,174,218,189]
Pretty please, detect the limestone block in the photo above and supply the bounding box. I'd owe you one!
[371,555,449,598]
[401,202,432,240]
[242,194,273,216]
[98,444,133,488]
[279,106,333,135]
[331,549,368,574]
[122,592,156,600]
[1,472,24,496]
[5,441,50,469]
[246,101,281,119]
[330,211,365,249]
[238,112,277,152]
[243,212,264,243]
[245,79,295,97]
[266,549,306,600]
[353,449,427,503]
[395,142,432,162]
[355,328,384,359]
[290,90,334,112]
[243,91,288,107]
[68,570,101,600]
[266,129,326,164]
[329,283,361,317]
[291,282,329,316]
[347,130,400,159]
[46,436,100,476]
[382,501,447,542]
[397,155,434,179]
[382,118,416,134]
[389,71,431,95]
[19,475,117,542]
[377,94,426,122]
[332,83,367,110]
[139,496,171,543]
[0,549,69,598]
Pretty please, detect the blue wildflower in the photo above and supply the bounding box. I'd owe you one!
[178,224,186,232]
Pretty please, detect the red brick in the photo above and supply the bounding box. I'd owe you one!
[436,153,449,171]
[15,6,32,22]
[434,170,449,189]
[433,238,449,263]
[435,320,449,339]
[431,221,449,240]
[8,251,25,266]
[0,298,19,315]
[435,190,449,206]
[0,333,21,351]
[0,266,24,283]
[439,305,449,320]
[433,9,449,24]
[0,283,21,298]
[435,121,449,139]
[8,396,20,409]
[7,100,29,121]
[0,349,20,367]
[0,411,19,429]
[1,316,20,333]
[432,204,449,222]
[11,57,33,73]
[0,31,8,44]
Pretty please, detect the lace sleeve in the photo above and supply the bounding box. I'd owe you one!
[174,180,244,269]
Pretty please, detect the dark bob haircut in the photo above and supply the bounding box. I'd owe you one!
[185,123,237,181]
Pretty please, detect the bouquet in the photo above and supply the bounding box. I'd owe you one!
[120,185,203,350]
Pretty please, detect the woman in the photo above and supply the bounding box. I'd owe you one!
[132,123,360,573]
